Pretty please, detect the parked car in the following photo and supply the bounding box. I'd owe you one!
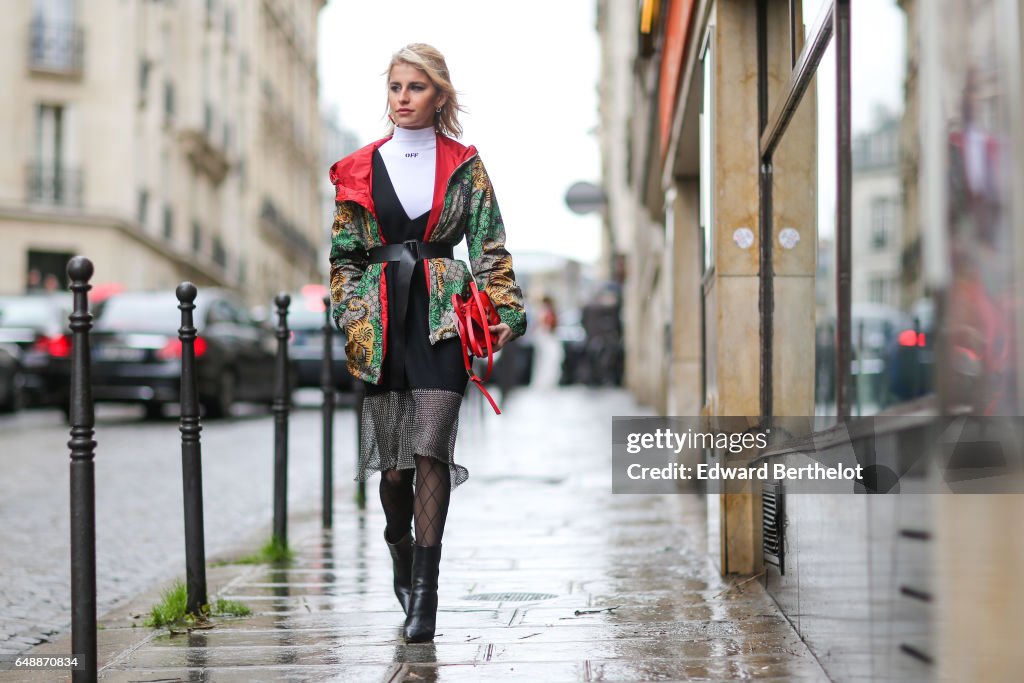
[0,293,73,408]
[0,343,25,413]
[815,302,914,413]
[884,298,935,403]
[90,289,282,418]
[287,285,351,391]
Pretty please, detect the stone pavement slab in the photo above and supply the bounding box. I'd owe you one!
[7,388,830,682]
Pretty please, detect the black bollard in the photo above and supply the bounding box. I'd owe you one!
[272,293,291,547]
[67,256,97,682]
[177,282,208,615]
[321,295,334,529]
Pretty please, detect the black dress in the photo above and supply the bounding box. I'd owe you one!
[355,150,470,489]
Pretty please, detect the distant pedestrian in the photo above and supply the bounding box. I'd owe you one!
[328,44,527,643]
[531,295,563,388]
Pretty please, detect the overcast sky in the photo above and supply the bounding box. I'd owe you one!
[317,0,604,263]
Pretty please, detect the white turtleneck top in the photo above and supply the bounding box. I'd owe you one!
[378,125,437,220]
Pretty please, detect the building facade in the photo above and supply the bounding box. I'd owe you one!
[598,0,1024,679]
[0,0,327,306]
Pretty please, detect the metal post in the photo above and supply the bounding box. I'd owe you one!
[856,319,865,417]
[321,295,334,529]
[834,0,853,421]
[912,316,922,398]
[67,256,97,682]
[272,293,291,547]
[177,282,207,615]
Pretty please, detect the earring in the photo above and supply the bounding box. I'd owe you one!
[436,107,441,113]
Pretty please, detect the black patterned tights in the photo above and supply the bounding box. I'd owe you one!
[379,455,451,547]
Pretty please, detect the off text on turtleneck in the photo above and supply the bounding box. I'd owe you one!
[378,126,437,221]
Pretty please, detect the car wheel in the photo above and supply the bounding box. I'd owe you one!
[143,403,164,421]
[0,371,25,414]
[204,371,236,419]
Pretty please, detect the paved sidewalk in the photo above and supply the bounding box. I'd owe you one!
[11,387,828,682]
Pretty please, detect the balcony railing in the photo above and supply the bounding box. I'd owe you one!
[29,19,85,75]
[26,163,83,206]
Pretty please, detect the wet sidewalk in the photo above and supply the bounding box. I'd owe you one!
[15,387,829,682]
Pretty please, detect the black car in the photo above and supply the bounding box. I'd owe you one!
[0,293,72,407]
[0,343,25,413]
[885,298,935,403]
[286,286,351,391]
[90,290,281,418]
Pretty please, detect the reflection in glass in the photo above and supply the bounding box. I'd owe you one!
[802,0,831,35]
[848,0,918,415]
[937,0,1021,415]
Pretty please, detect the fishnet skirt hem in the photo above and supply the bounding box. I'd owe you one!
[355,388,468,490]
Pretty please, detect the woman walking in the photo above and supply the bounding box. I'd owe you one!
[328,44,527,643]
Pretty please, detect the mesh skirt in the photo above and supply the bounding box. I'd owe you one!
[356,388,469,490]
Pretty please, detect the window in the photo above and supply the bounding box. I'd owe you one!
[204,102,213,137]
[192,220,202,253]
[163,81,175,120]
[870,197,893,248]
[162,205,174,240]
[35,103,65,169]
[137,189,149,228]
[212,236,227,267]
[239,53,248,91]
[138,59,151,105]
[29,103,79,205]
[30,0,81,73]
[868,277,885,304]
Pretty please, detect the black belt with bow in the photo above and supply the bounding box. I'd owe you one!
[368,240,454,385]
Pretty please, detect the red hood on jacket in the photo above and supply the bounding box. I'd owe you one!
[329,134,478,242]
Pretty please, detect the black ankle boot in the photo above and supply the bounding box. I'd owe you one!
[385,529,413,615]
[403,543,443,642]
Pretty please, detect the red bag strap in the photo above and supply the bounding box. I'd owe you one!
[452,282,502,415]
[469,281,494,380]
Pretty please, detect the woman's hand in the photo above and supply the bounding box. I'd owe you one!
[488,323,514,353]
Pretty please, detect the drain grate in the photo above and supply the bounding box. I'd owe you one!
[461,592,558,602]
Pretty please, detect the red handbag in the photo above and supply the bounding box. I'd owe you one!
[452,281,502,414]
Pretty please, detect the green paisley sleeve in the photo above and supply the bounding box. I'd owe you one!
[328,201,368,334]
[465,157,527,337]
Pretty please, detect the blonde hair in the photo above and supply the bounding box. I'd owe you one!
[384,43,465,139]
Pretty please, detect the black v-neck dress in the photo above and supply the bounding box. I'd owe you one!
[355,150,470,490]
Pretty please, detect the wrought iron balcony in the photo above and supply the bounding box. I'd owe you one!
[29,19,85,75]
[26,163,83,206]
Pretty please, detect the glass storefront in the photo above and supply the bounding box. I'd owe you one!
[765,0,1021,421]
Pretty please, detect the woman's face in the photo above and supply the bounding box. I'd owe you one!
[388,63,445,130]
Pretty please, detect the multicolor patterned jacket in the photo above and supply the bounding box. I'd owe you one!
[328,134,527,384]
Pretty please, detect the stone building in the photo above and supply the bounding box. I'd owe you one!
[0,0,327,306]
